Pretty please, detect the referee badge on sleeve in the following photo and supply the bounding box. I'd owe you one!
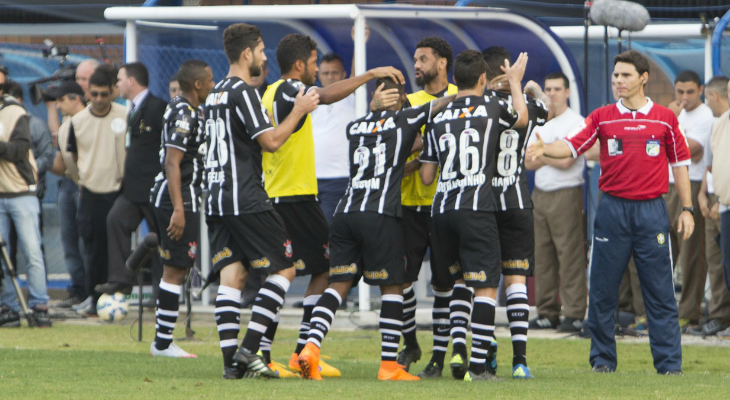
[646,140,660,157]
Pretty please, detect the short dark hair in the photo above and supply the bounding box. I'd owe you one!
[121,62,149,88]
[482,46,511,80]
[95,63,118,86]
[321,52,344,66]
[416,37,454,73]
[705,75,729,98]
[613,50,650,77]
[453,50,487,90]
[89,69,114,89]
[675,70,702,87]
[176,59,209,93]
[8,81,22,100]
[544,71,569,89]
[223,23,263,64]
[375,77,405,98]
[168,74,178,84]
[277,34,317,75]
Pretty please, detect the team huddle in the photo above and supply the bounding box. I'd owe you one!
[151,22,557,381]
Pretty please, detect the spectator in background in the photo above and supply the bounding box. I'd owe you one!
[691,75,730,337]
[47,81,90,309]
[666,70,714,332]
[95,62,165,298]
[168,75,180,99]
[525,71,587,333]
[312,53,354,224]
[0,67,51,327]
[66,70,127,316]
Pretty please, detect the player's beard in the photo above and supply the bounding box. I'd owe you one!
[301,64,316,86]
[249,58,263,78]
[415,67,438,87]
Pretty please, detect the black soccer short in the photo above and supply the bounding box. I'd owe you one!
[207,210,292,278]
[402,206,454,288]
[495,208,534,276]
[273,200,330,277]
[328,212,406,286]
[154,207,199,269]
[431,210,501,288]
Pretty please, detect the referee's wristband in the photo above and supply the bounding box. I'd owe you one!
[681,206,695,215]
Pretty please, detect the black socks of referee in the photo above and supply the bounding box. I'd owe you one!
[241,275,290,355]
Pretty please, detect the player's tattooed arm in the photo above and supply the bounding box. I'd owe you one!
[502,52,529,128]
[370,83,400,111]
[315,67,405,105]
[429,94,457,115]
[524,80,554,121]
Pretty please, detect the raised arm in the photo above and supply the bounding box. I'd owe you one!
[257,88,319,152]
[502,53,529,129]
[314,67,405,105]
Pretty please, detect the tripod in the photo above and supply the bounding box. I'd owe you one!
[0,232,36,327]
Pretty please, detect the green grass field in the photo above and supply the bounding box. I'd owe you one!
[1,321,729,399]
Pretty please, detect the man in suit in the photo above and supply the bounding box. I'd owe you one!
[96,62,166,295]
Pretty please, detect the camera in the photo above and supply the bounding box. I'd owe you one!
[28,39,78,105]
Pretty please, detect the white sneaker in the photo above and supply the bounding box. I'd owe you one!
[150,342,197,358]
[72,296,92,312]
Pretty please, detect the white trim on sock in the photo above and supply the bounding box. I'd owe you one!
[266,274,291,293]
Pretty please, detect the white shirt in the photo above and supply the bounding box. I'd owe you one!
[669,103,713,183]
[704,126,729,213]
[312,94,355,179]
[528,107,586,191]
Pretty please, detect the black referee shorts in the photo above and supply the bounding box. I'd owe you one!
[431,210,501,288]
[154,207,199,269]
[402,206,454,288]
[496,208,534,276]
[207,210,292,278]
[328,212,406,287]
[273,200,330,277]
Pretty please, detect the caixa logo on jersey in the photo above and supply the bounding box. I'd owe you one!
[433,105,488,124]
[349,117,396,134]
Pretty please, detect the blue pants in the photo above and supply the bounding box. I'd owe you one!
[589,194,681,373]
[317,178,349,226]
[0,195,50,310]
[58,178,88,299]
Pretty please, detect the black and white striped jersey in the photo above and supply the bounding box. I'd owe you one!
[488,90,548,211]
[203,77,274,216]
[421,95,518,214]
[334,103,433,218]
[150,96,204,212]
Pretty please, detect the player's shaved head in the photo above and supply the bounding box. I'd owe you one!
[454,50,487,90]
[706,75,729,98]
[177,59,210,93]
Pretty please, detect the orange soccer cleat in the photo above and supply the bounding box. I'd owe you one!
[298,343,323,380]
[288,352,301,372]
[378,361,421,381]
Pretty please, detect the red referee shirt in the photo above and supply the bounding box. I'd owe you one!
[565,98,691,200]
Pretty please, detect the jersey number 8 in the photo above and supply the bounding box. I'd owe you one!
[205,118,229,168]
[497,129,519,177]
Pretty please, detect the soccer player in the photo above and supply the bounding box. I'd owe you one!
[420,49,529,382]
[149,59,214,358]
[481,46,551,379]
[258,33,405,377]
[527,50,691,375]
[298,77,454,381]
[204,23,319,379]
[371,36,458,378]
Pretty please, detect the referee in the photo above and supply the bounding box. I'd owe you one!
[527,50,693,375]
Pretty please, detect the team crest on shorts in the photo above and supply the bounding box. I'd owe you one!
[646,140,660,157]
[657,233,666,246]
[284,240,293,258]
[188,241,197,259]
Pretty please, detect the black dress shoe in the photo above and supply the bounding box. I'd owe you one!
[591,365,614,373]
[95,282,133,295]
[662,370,683,376]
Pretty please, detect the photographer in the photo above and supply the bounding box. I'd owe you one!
[0,67,51,328]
